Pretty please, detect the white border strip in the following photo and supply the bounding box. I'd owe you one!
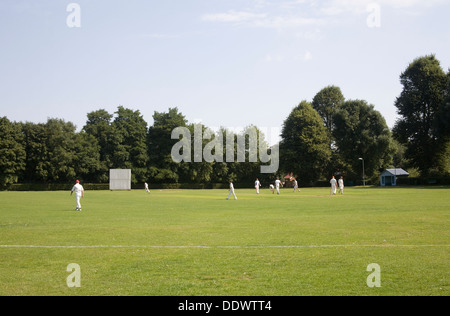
[1,245,449,249]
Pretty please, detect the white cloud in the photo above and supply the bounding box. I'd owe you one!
[140,33,179,39]
[253,0,271,9]
[303,51,313,61]
[319,0,448,16]
[201,0,447,41]
[264,54,285,63]
[263,51,313,63]
[378,0,447,9]
[202,11,267,23]
[251,16,324,29]
[203,0,448,27]
[202,10,324,30]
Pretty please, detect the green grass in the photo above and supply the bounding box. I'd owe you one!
[0,187,449,296]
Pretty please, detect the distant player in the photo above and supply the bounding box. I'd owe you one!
[269,184,275,194]
[338,177,344,195]
[275,177,282,195]
[330,176,337,195]
[70,180,85,211]
[145,182,150,194]
[255,178,261,194]
[227,180,237,200]
[293,178,300,192]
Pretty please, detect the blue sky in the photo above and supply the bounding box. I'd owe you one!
[1,0,449,144]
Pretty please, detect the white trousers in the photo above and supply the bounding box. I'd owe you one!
[331,185,337,195]
[75,194,82,210]
[227,190,237,200]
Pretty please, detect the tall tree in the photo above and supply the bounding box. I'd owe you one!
[0,117,26,187]
[435,140,450,175]
[21,122,49,183]
[21,119,102,184]
[434,70,450,174]
[312,86,346,177]
[83,109,114,182]
[234,125,275,183]
[112,106,149,183]
[180,123,215,184]
[280,101,331,185]
[148,107,188,183]
[72,131,102,183]
[43,119,78,182]
[393,55,447,175]
[312,86,345,133]
[436,71,450,138]
[334,100,392,182]
[210,127,234,183]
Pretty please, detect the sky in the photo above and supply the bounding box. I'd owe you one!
[1,0,449,145]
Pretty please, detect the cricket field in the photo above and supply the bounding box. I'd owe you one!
[0,187,449,296]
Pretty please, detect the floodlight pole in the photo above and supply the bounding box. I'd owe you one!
[359,158,366,187]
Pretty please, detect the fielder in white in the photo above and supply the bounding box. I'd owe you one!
[145,182,150,194]
[269,184,275,194]
[330,176,337,195]
[71,180,85,211]
[275,177,282,195]
[293,178,300,192]
[227,181,237,200]
[338,176,345,195]
[255,178,261,194]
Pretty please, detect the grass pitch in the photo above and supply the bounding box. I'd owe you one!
[0,187,449,296]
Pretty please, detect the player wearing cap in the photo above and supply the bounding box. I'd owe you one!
[71,180,85,211]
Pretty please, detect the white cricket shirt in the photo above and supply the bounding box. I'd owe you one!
[72,183,84,196]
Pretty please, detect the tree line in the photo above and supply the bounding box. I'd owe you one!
[1,55,449,189]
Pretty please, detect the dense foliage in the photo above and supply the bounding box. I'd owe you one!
[1,55,449,187]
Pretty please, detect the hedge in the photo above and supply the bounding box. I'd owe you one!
[4,183,230,191]
[4,178,450,191]
[7,183,109,191]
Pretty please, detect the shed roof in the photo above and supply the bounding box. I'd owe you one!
[381,169,410,176]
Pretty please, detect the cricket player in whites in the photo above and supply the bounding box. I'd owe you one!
[71,180,85,211]
[275,177,282,195]
[330,176,337,195]
[338,177,345,195]
[227,180,237,200]
[255,178,261,194]
[292,178,300,192]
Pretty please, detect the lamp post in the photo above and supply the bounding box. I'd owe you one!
[359,158,366,187]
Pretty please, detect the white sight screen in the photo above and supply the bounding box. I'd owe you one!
[109,169,132,191]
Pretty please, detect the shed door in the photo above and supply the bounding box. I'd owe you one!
[385,176,393,186]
